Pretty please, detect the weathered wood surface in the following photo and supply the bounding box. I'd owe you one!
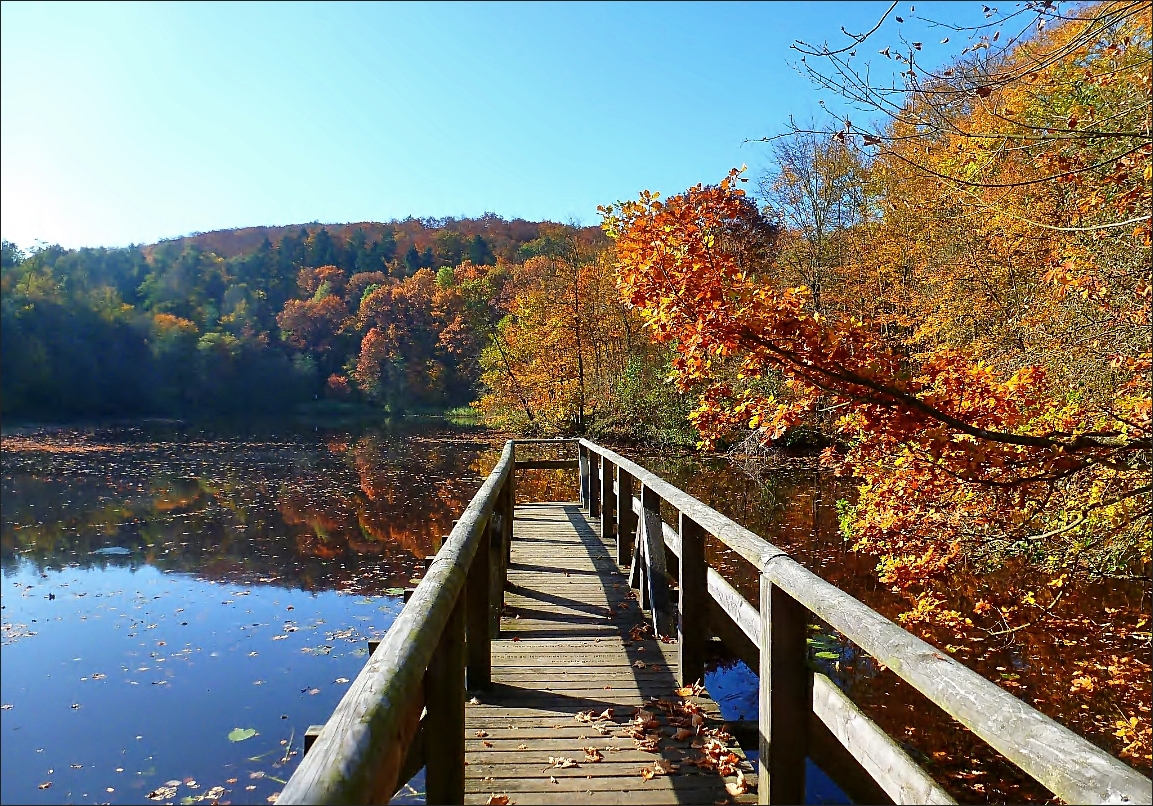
[464,502,758,805]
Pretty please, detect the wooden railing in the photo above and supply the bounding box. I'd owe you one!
[577,439,1152,806]
[280,438,1151,806]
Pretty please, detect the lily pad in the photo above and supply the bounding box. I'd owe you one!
[228,727,258,742]
[814,651,840,660]
[384,588,405,597]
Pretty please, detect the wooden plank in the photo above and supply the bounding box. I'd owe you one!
[427,592,466,804]
[616,468,636,567]
[811,673,954,804]
[467,515,492,691]
[590,452,601,518]
[599,457,616,547]
[759,575,810,805]
[678,513,707,688]
[466,501,759,806]
[578,445,589,508]
[640,485,675,638]
[392,717,426,798]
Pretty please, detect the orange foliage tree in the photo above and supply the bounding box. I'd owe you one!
[602,0,1150,621]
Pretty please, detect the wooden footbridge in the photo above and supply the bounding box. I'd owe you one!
[280,440,1151,805]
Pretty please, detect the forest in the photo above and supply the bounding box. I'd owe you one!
[1,0,1150,761]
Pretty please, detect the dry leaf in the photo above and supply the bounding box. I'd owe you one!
[633,660,646,669]
[475,730,489,738]
[726,769,748,796]
[517,743,529,750]
[549,776,558,784]
[584,747,604,762]
[483,740,494,748]
[543,756,580,770]
[486,796,511,806]
[674,728,694,741]
[675,686,694,697]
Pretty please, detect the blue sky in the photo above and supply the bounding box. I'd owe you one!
[1,1,970,249]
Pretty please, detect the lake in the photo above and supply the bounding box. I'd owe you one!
[2,421,1148,804]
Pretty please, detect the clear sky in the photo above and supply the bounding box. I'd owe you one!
[1,1,968,250]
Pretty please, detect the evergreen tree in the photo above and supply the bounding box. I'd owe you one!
[468,234,495,265]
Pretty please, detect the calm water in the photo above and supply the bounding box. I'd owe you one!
[1,421,502,805]
[3,425,1148,805]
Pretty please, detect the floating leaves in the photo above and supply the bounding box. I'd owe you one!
[227,727,258,742]
[147,784,177,800]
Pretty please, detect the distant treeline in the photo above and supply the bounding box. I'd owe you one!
[0,217,605,419]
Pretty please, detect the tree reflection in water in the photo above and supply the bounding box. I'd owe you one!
[1,422,504,594]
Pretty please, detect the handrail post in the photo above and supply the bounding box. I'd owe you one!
[578,443,589,508]
[678,513,707,687]
[503,449,514,565]
[640,484,675,637]
[466,516,492,690]
[616,468,636,567]
[426,590,466,805]
[590,451,602,518]
[599,457,615,546]
[759,569,811,805]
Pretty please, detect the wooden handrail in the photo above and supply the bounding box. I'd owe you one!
[582,438,1152,805]
[279,442,515,805]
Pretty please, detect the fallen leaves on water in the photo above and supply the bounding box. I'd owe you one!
[333,677,350,684]
[227,727,258,742]
[38,782,52,790]
[146,784,177,800]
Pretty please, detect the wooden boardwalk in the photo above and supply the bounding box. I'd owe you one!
[281,441,1151,806]
[463,502,757,804]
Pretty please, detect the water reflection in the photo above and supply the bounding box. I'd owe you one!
[2,423,503,592]
[1,421,502,806]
